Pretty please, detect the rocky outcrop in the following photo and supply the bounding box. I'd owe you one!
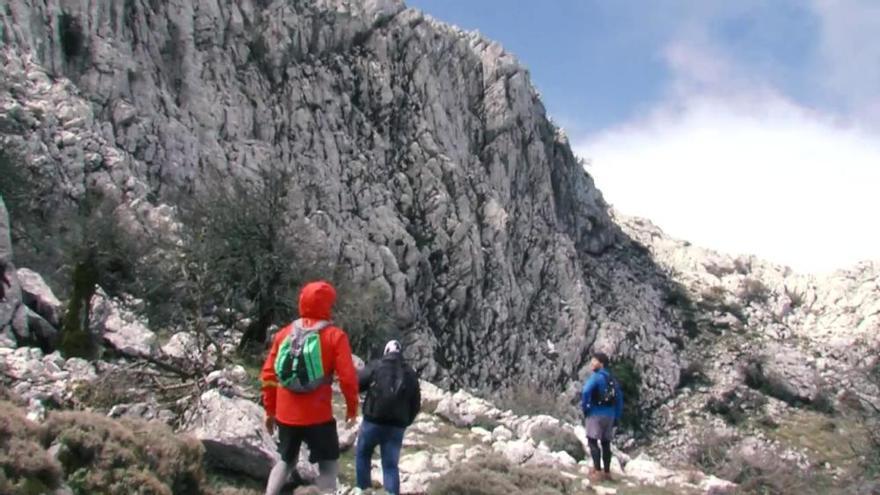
[0,197,28,347]
[618,213,879,470]
[0,0,685,406]
[90,291,157,357]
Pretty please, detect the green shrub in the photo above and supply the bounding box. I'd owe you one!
[739,278,770,305]
[608,357,642,431]
[531,425,586,461]
[427,456,576,495]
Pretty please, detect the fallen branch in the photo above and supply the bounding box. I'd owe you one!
[116,349,197,379]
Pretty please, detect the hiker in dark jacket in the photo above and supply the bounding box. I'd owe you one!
[581,351,624,482]
[355,340,421,495]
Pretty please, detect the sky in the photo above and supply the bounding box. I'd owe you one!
[406,0,880,274]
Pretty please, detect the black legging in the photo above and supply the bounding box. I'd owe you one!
[588,438,612,472]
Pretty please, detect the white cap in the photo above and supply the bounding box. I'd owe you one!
[384,340,401,355]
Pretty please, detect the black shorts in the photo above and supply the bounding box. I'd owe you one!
[277,419,340,463]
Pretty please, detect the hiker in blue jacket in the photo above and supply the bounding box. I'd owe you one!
[581,351,624,482]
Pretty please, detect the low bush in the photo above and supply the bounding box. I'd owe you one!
[677,361,711,389]
[0,399,210,495]
[46,411,207,495]
[688,429,737,472]
[427,456,577,495]
[0,401,63,494]
[739,278,770,305]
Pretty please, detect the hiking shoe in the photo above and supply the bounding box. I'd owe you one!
[602,471,614,482]
[588,468,604,483]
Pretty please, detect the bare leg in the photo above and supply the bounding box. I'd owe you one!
[265,460,292,495]
[315,460,339,493]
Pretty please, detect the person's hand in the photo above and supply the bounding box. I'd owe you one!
[265,415,276,435]
[345,415,358,428]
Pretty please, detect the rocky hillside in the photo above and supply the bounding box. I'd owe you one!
[618,213,879,492]
[1,1,878,493]
[0,0,684,404]
[1,335,736,495]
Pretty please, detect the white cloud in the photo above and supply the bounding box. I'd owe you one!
[575,29,880,274]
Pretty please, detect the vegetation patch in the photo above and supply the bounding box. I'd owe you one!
[677,361,711,389]
[1,390,210,495]
[705,389,765,426]
[739,278,770,305]
[608,357,642,431]
[689,427,833,495]
[0,401,62,495]
[427,456,578,495]
[46,411,206,494]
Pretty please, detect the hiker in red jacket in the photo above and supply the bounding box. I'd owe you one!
[261,280,359,494]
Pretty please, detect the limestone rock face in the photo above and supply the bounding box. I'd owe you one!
[0,0,685,405]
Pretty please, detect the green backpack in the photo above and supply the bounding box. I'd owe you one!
[274,320,332,393]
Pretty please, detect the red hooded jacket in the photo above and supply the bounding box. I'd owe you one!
[260,281,359,425]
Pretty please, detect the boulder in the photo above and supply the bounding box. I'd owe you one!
[17,267,62,326]
[182,388,318,480]
[749,344,822,404]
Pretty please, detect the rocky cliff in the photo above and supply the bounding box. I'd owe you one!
[0,0,684,402]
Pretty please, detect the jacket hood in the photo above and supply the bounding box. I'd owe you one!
[298,281,336,320]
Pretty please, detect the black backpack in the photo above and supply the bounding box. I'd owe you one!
[365,358,410,423]
[593,370,618,407]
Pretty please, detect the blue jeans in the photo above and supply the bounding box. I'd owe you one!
[355,420,405,494]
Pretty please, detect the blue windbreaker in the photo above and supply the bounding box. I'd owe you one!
[580,369,624,420]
